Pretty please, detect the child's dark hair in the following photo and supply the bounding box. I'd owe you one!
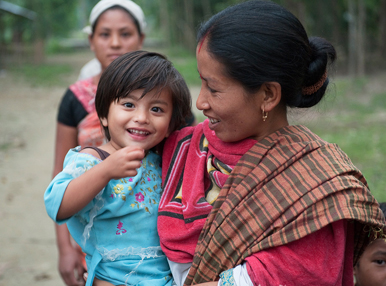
[95,50,191,140]
[379,202,386,217]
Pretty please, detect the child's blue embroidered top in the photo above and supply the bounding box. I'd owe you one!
[44,146,172,286]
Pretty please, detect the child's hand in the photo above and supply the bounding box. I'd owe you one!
[104,147,145,180]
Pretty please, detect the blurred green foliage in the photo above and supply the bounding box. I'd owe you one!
[293,76,386,202]
[8,63,73,86]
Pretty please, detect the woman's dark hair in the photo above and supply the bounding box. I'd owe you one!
[95,50,191,140]
[92,5,142,36]
[197,0,336,108]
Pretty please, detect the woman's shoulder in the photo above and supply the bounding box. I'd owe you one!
[169,123,203,141]
[69,77,96,90]
[68,77,97,113]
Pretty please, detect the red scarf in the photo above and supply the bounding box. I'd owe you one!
[158,120,256,262]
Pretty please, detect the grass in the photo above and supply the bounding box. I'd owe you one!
[8,63,73,87]
[293,76,386,202]
[163,46,201,86]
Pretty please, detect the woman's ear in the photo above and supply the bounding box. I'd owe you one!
[100,117,108,127]
[138,33,145,49]
[261,82,282,112]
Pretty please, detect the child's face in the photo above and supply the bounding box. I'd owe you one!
[354,238,386,286]
[101,88,173,151]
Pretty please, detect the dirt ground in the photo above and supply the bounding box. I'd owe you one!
[0,50,200,286]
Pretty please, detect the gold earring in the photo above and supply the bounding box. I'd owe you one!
[262,107,268,122]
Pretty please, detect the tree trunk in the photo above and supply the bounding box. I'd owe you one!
[183,0,196,53]
[356,0,366,76]
[285,0,306,24]
[348,0,357,76]
[79,0,87,31]
[159,0,171,46]
[331,0,342,47]
[377,0,386,57]
[201,0,212,20]
[33,38,45,64]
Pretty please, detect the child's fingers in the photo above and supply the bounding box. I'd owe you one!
[121,147,145,160]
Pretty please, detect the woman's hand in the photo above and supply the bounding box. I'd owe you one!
[58,241,86,286]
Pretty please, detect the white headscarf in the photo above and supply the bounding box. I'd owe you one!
[83,0,146,35]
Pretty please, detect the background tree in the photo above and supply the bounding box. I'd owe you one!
[1,0,385,74]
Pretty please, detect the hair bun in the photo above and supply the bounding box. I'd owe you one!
[297,37,336,108]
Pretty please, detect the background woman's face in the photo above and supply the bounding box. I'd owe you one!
[89,8,144,71]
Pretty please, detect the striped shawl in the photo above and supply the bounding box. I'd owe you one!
[159,122,385,285]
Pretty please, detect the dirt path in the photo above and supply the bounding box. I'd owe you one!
[0,51,93,286]
[0,50,200,286]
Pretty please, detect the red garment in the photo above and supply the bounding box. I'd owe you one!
[245,220,354,285]
[158,122,256,262]
[69,78,104,148]
[159,121,383,285]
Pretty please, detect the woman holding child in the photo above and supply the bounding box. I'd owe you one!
[157,1,385,285]
[77,1,385,285]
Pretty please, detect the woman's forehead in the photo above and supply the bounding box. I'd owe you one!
[94,8,136,30]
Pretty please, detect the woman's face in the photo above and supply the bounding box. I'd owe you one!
[196,40,266,143]
[89,8,144,71]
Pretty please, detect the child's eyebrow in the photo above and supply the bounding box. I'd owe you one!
[123,94,169,106]
[150,99,169,106]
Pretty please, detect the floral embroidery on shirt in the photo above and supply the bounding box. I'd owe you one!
[116,220,127,235]
[135,192,144,202]
[112,184,126,201]
[114,184,124,194]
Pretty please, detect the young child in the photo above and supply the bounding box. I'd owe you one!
[44,51,191,286]
[354,202,386,286]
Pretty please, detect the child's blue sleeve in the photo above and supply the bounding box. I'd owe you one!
[44,148,100,224]
[44,169,74,224]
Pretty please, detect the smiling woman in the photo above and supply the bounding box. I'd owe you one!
[196,39,287,143]
[156,1,386,286]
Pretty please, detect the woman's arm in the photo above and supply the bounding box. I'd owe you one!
[53,123,85,286]
[193,221,353,286]
[53,123,78,178]
[244,220,353,285]
[55,224,86,286]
